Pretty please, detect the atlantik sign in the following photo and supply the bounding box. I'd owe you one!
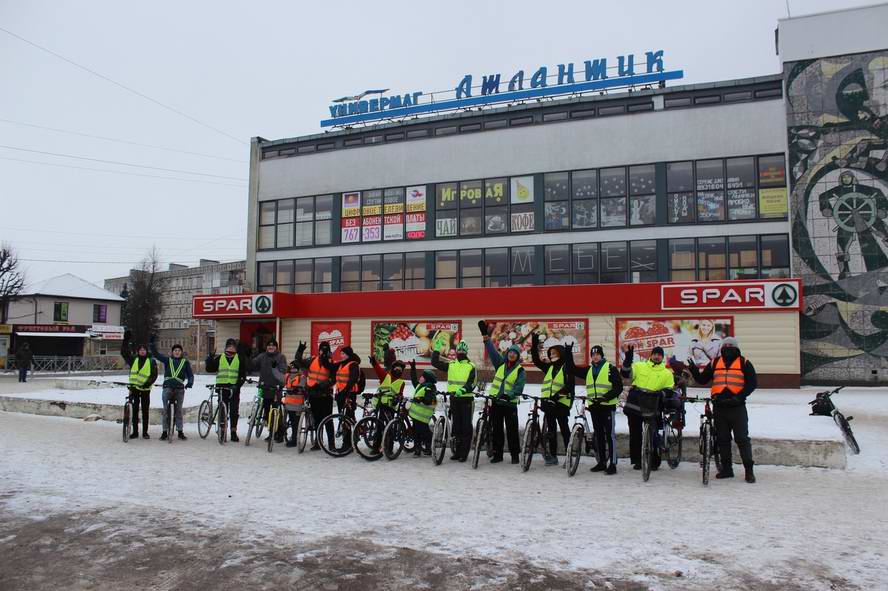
[321,50,683,127]
[192,294,275,318]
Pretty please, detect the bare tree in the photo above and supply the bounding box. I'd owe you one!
[121,248,165,347]
[0,244,26,323]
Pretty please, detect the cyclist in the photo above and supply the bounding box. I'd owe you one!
[529,332,573,466]
[121,331,158,440]
[205,338,250,442]
[149,335,194,441]
[620,345,674,471]
[431,340,476,462]
[408,360,438,457]
[480,321,524,465]
[282,361,306,447]
[293,340,336,449]
[687,337,758,483]
[252,339,288,444]
[328,346,365,448]
[369,354,407,424]
[565,344,623,474]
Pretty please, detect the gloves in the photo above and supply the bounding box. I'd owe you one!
[368,355,376,365]
[456,387,466,397]
[497,392,510,401]
[409,359,416,369]
[623,345,634,367]
[477,321,489,337]
[271,360,278,369]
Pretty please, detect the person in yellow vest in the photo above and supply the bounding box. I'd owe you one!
[408,360,438,457]
[293,340,336,450]
[431,340,476,462]
[530,332,573,466]
[121,331,158,440]
[687,337,758,483]
[150,335,195,441]
[480,321,525,464]
[620,344,674,471]
[206,338,250,442]
[566,345,623,474]
[369,354,406,424]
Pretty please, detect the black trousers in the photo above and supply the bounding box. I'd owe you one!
[490,403,520,459]
[626,413,661,467]
[588,405,618,466]
[714,403,753,465]
[311,393,335,447]
[542,400,570,455]
[222,387,241,429]
[335,391,357,418]
[414,420,432,451]
[128,388,150,434]
[450,397,474,459]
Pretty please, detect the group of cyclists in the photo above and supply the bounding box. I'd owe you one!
[122,319,758,483]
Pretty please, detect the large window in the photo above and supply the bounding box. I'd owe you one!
[630,240,658,282]
[628,165,656,226]
[725,158,757,220]
[544,244,571,284]
[728,235,758,279]
[599,167,627,228]
[600,241,628,283]
[696,159,726,222]
[571,169,598,229]
[485,248,509,287]
[314,258,333,292]
[404,252,426,289]
[760,234,790,277]
[667,161,694,224]
[460,249,483,287]
[669,239,696,281]
[340,256,360,292]
[382,253,404,290]
[259,258,332,293]
[544,172,570,231]
[697,236,727,280]
[573,243,598,283]
[258,195,333,250]
[435,251,457,288]
[361,254,381,291]
[510,246,537,286]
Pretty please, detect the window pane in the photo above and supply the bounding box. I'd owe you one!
[698,237,727,280]
[459,180,483,209]
[572,169,598,199]
[404,252,426,289]
[341,281,360,292]
[600,167,625,197]
[259,201,275,225]
[572,199,598,229]
[485,247,508,279]
[510,246,536,284]
[436,182,458,210]
[629,165,655,196]
[668,192,695,224]
[600,197,626,227]
[696,159,725,222]
[276,222,293,248]
[544,172,570,201]
[382,253,403,290]
[510,203,535,233]
[545,244,570,283]
[341,256,360,283]
[314,258,333,285]
[258,261,274,287]
[572,243,598,283]
[729,235,758,279]
[761,234,790,268]
[630,241,657,272]
[460,208,482,236]
[485,206,509,234]
[671,269,696,281]
[669,238,696,273]
[601,241,627,272]
[315,195,334,220]
[258,225,275,249]
[276,259,294,290]
[436,212,457,237]
[667,162,693,193]
[758,155,786,188]
[315,220,332,245]
[361,255,381,291]
[629,195,656,226]
[544,201,570,230]
[485,178,508,206]
[436,250,457,283]
[278,199,295,223]
[295,197,313,222]
[460,249,482,287]
[294,221,313,246]
[726,157,755,188]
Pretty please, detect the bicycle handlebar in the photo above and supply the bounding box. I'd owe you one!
[682,396,712,403]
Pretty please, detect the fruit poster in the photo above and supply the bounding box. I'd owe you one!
[310,321,351,359]
[484,319,588,366]
[615,317,733,367]
[371,321,462,364]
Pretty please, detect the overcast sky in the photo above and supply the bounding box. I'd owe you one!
[0,0,873,288]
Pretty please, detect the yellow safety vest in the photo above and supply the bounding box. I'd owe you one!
[630,360,674,392]
[542,365,571,407]
[217,354,240,386]
[585,361,617,406]
[447,360,475,397]
[377,374,404,407]
[408,384,436,424]
[490,363,521,405]
[129,358,153,391]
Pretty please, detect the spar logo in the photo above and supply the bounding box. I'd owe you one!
[661,280,801,311]
[771,283,797,307]
[195,294,274,316]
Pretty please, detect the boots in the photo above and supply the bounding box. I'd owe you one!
[716,458,734,479]
[230,429,239,443]
[590,462,606,472]
[744,460,756,483]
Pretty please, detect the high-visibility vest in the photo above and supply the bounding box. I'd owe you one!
[447,360,475,396]
[542,365,570,407]
[586,361,617,406]
[285,370,303,390]
[490,363,521,405]
[306,357,331,388]
[631,360,674,392]
[129,358,153,390]
[217,354,239,385]
[408,384,436,424]
[335,361,360,394]
[377,374,404,407]
[711,356,745,396]
[168,357,186,386]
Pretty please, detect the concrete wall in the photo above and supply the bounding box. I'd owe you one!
[778,3,888,63]
[7,297,121,326]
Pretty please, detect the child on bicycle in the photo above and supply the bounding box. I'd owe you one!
[149,335,194,441]
[205,338,250,442]
[409,360,438,457]
[368,354,407,425]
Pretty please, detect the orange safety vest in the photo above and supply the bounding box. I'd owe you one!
[335,361,359,394]
[711,356,745,395]
[306,357,331,388]
[285,370,303,390]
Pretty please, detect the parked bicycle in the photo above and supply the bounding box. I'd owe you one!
[198,384,229,445]
[295,394,317,453]
[243,379,267,447]
[470,394,496,469]
[162,389,180,445]
[264,385,285,453]
[431,392,454,465]
[809,385,860,454]
[684,396,720,486]
[565,395,598,477]
[518,394,550,472]
[352,393,395,462]
[381,396,418,460]
[89,380,156,443]
[317,392,368,458]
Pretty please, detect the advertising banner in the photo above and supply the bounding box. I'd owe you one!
[362,190,383,216]
[371,321,462,364]
[661,280,801,311]
[759,187,788,218]
[341,216,361,243]
[484,319,588,366]
[510,176,534,204]
[406,212,427,239]
[615,317,733,366]
[406,185,427,212]
[361,215,382,242]
[383,214,404,241]
[310,321,351,358]
[342,192,361,217]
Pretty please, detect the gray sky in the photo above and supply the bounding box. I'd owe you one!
[0,0,872,287]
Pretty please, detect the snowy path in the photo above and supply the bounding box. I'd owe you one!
[1,411,887,590]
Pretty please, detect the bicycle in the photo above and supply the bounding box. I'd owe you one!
[381,396,418,460]
[198,384,229,445]
[809,385,860,454]
[627,387,664,482]
[295,394,318,453]
[661,390,685,470]
[470,394,496,469]
[684,396,720,486]
[264,385,285,453]
[317,392,368,458]
[518,394,550,472]
[162,387,185,444]
[93,381,154,443]
[243,379,267,447]
[431,392,454,465]
[565,396,599,477]
[352,393,394,462]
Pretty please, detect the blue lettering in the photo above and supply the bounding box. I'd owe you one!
[348,102,361,115]
[369,98,379,112]
[359,100,369,113]
[413,92,422,105]
[403,93,413,107]
[389,95,402,109]
[329,105,339,118]
[618,54,635,77]
[380,96,390,110]
[530,66,547,88]
[338,105,347,117]
[584,59,607,81]
[481,74,501,95]
[645,50,664,73]
[456,75,472,99]
[557,63,574,85]
[508,70,525,91]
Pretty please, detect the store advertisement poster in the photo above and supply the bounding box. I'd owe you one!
[759,187,788,218]
[615,317,733,367]
[311,321,351,358]
[383,214,404,240]
[406,185,427,212]
[510,176,534,204]
[341,216,361,243]
[371,321,462,364]
[406,212,426,239]
[484,319,588,366]
[342,192,361,217]
[362,215,382,242]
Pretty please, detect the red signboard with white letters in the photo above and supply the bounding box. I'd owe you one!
[660,280,800,311]
[193,293,275,318]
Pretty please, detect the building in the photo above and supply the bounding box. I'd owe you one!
[2,274,124,365]
[197,4,888,386]
[105,259,245,358]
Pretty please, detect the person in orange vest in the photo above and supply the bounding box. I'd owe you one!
[334,346,365,417]
[687,337,758,483]
[282,362,306,447]
[294,340,338,450]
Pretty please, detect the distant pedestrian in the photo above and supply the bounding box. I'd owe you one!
[16,342,33,383]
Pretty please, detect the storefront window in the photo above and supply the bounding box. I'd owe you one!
[258,261,275,290]
[698,236,727,280]
[485,248,509,287]
[545,244,571,284]
[382,253,404,290]
[696,159,725,222]
[728,235,758,279]
[544,172,570,231]
[725,157,757,221]
[460,249,483,287]
[571,169,598,229]
[314,257,333,292]
[435,250,457,288]
[510,246,536,285]
[667,161,694,224]
[340,256,360,292]
[760,234,790,277]
[630,240,657,282]
[572,243,598,283]
[600,241,627,283]
[276,259,295,293]
[669,239,695,281]
[404,252,425,289]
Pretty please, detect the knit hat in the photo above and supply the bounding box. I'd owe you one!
[171,344,183,352]
[721,337,740,350]
[391,360,406,371]
[505,344,522,357]
[590,345,605,357]
[225,338,237,348]
[421,369,437,384]
[341,346,355,357]
[456,341,469,354]
[650,346,665,357]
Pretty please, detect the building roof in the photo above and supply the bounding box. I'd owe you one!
[23,274,124,302]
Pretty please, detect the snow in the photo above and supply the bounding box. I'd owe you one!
[22,273,123,301]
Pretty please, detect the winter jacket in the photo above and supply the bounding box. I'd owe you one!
[431,350,476,394]
[689,354,757,407]
[149,339,195,389]
[483,340,526,402]
[566,354,623,404]
[529,337,574,397]
[121,337,158,387]
[15,345,33,369]
[251,351,288,389]
[205,352,249,390]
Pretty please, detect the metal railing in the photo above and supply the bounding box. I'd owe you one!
[4,355,124,375]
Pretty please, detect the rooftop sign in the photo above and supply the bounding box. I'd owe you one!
[321,50,683,128]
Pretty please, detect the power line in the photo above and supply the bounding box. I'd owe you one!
[0,118,246,163]
[0,155,247,187]
[0,26,246,145]
[0,146,247,180]
[0,225,242,241]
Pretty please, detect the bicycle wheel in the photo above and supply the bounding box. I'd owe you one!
[641,420,653,482]
[834,412,860,454]
[382,419,406,460]
[352,416,385,461]
[296,411,311,453]
[664,420,682,469]
[566,424,584,477]
[122,401,131,443]
[432,417,446,465]
[700,422,712,486]
[471,418,486,469]
[165,401,174,444]
[244,400,259,447]
[197,400,212,439]
[401,419,417,454]
[540,418,551,458]
[520,419,537,472]
[318,414,354,458]
[217,402,228,445]
[266,408,280,453]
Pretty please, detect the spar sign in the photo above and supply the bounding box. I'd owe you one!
[193,294,274,318]
[660,280,801,311]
